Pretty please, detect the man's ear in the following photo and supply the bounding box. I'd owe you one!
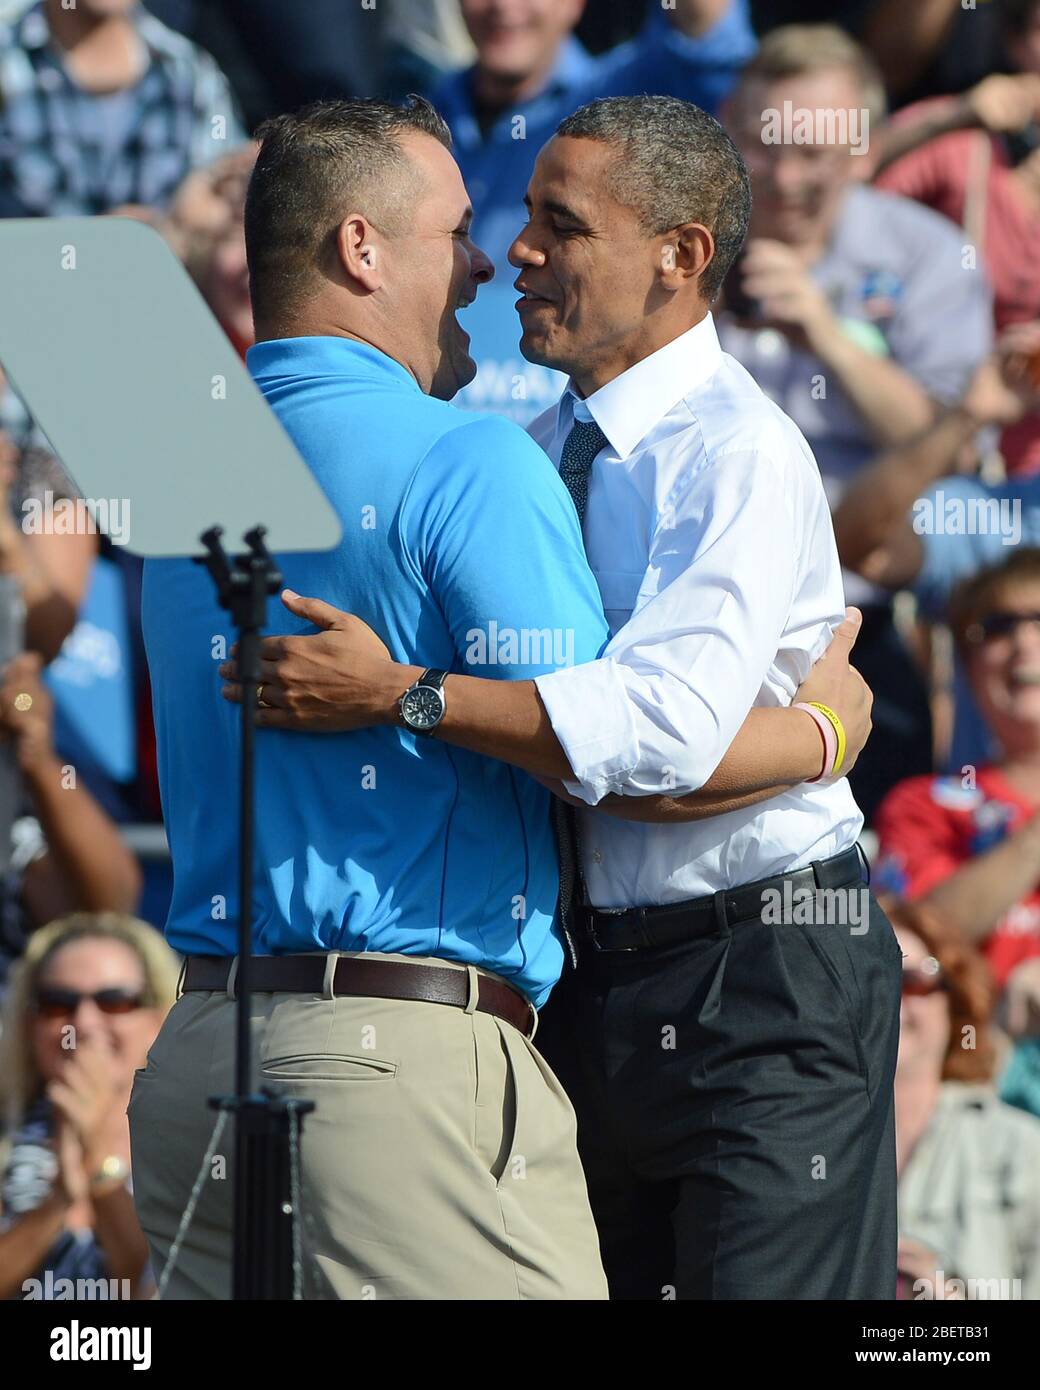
[659,223,714,291]
[335,213,382,290]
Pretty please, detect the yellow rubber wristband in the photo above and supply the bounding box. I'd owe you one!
[807,702,847,776]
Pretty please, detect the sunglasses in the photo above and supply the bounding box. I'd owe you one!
[966,611,1040,644]
[34,986,145,1019]
[901,956,947,998]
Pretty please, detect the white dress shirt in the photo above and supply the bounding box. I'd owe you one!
[532,313,864,907]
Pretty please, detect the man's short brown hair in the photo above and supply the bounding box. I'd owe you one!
[244,97,452,328]
[736,23,888,129]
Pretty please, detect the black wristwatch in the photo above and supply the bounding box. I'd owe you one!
[399,668,448,736]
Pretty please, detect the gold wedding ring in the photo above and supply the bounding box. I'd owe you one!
[257,684,270,709]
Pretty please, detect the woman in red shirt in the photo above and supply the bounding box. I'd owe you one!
[876,548,1040,990]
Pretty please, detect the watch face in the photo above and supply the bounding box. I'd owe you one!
[402,684,444,730]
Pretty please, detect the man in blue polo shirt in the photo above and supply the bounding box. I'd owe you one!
[131,97,611,1301]
[434,0,756,422]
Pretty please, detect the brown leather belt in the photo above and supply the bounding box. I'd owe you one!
[181,954,538,1039]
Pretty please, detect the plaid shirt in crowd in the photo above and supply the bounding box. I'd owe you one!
[0,1,245,217]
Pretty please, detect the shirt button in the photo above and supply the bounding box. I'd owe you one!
[592,848,603,864]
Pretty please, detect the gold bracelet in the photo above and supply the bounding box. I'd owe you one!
[89,1155,130,1189]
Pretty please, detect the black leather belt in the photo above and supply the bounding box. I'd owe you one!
[180,954,538,1039]
[579,846,865,952]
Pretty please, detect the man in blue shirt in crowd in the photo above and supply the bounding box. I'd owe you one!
[433,0,756,422]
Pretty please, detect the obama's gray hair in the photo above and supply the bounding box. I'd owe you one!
[556,95,751,301]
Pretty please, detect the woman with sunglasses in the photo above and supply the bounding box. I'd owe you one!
[0,913,178,1300]
[885,896,1040,1300]
[876,549,1040,1002]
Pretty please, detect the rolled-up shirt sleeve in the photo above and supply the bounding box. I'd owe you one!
[535,446,799,804]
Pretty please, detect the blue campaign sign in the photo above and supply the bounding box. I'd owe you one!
[44,554,136,784]
[454,280,566,427]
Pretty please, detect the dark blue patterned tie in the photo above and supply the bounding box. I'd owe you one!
[558,419,608,525]
[551,418,608,961]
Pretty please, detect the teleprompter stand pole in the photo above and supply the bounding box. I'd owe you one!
[195,524,314,1300]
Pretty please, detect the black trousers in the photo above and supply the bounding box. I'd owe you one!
[537,889,902,1300]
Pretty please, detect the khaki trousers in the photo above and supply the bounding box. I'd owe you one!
[127,953,608,1300]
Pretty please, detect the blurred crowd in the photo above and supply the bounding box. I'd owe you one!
[0,0,1039,1302]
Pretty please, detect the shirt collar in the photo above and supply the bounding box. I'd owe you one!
[549,33,598,89]
[435,35,595,143]
[564,314,722,460]
[247,336,421,392]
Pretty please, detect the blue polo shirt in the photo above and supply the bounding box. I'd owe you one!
[142,337,609,1006]
[434,4,757,425]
